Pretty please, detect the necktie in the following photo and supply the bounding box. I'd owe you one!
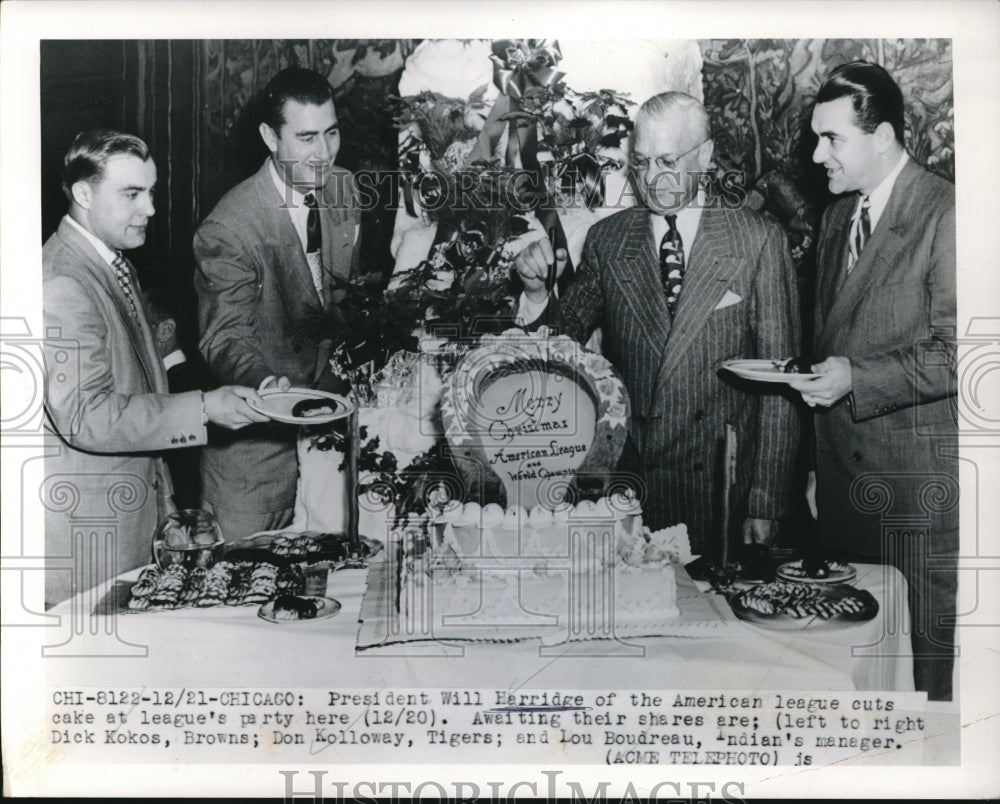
[659,214,685,313]
[847,195,871,273]
[303,191,324,302]
[111,251,139,319]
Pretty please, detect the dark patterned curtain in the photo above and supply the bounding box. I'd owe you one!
[700,38,954,275]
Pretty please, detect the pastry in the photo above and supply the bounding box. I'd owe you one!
[272,594,319,620]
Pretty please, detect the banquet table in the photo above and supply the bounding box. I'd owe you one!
[45,560,913,693]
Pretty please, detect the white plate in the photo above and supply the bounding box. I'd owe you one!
[776,559,857,584]
[248,388,354,424]
[258,596,341,624]
[720,359,822,383]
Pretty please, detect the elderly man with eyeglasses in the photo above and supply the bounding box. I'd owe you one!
[516,91,801,557]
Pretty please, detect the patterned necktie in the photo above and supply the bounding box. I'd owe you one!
[303,191,324,303]
[111,251,139,319]
[847,195,871,273]
[659,214,685,313]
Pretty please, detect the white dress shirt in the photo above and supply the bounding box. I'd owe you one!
[649,188,706,257]
[856,150,909,234]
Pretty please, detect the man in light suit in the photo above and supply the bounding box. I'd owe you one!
[43,129,267,607]
[194,68,362,540]
[517,92,801,555]
[789,62,957,700]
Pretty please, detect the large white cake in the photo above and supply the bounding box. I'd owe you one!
[397,493,686,641]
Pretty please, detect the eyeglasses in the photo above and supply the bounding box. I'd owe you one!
[628,138,709,172]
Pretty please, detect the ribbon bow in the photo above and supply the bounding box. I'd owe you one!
[489,39,565,100]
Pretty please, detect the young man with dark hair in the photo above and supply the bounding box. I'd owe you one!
[789,61,958,700]
[194,67,362,540]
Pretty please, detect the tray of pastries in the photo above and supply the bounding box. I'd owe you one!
[126,561,307,611]
[729,580,878,629]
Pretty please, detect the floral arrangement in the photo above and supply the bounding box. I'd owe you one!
[392,40,635,217]
[390,87,489,175]
[513,85,634,209]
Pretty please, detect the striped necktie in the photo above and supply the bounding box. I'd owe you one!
[659,214,685,313]
[847,195,871,273]
[304,191,324,303]
[112,251,139,319]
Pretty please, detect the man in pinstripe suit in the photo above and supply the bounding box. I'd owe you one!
[518,92,801,555]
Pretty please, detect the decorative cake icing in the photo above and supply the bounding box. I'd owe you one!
[397,492,686,639]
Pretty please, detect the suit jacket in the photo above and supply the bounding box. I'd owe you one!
[43,219,206,606]
[164,352,213,510]
[812,159,957,556]
[193,160,361,520]
[557,204,801,554]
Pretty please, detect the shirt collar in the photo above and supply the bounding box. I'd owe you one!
[268,158,311,204]
[858,150,908,231]
[649,187,706,248]
[63,214,118,266]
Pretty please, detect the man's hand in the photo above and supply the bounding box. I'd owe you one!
[742,517,778,546]
[787,356,853,407]
[259,375,292,392]
[514,238,568,303]
[203,386,270,429]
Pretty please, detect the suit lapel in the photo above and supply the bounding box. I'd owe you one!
[251,164,324,313]
[817,160,921,349]
[57,221,163,392]
[816,204,852,335]
[612,209,672,362]
[652,207,742,388]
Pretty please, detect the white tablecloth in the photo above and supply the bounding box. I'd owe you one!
[45,562,913,693]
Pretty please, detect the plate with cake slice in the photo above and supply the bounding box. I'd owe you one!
[248,388,354,425]
[720,358,822,383]
[776,558,856,584]
[258,594,341,624]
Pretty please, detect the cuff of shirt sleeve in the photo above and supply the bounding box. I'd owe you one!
[516,292,550,327]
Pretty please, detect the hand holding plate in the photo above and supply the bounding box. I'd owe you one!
[204,386,270,429]
[787,356,853,407]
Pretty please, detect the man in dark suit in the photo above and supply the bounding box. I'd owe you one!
[143,286,213,510]
[43,129,268,606]
[194,68,362,541]
[789,62,957,700]
[517,92,801,555]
